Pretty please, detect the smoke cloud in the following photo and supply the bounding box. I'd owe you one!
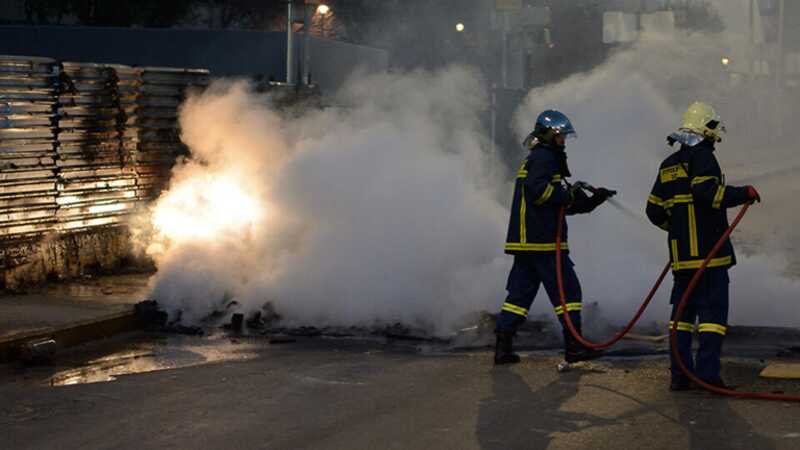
[144,68,511,333]
[513,31,800,327]
[143,10,800,334]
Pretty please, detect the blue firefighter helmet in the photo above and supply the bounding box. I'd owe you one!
[523,110,577,148]
[535,110,576,138]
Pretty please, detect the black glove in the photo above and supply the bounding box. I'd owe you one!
[567,183,616,215]
[592,187,617,201]
[585,186,616,211]
[566,183,593,215]
[567,182,584,203]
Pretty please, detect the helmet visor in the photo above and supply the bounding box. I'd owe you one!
[545,115,577,139]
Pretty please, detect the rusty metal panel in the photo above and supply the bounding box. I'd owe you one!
[0,56,210,243]
[0,56,59,240]
[0,55,58,75]
[125,66,208,204]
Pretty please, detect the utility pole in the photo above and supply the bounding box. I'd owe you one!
[286,0,295,85]
[749,0,753,45]
[303,1,311,85]
[776,0,785,138]
[777,0,785,90]
[491,83,497,157]
[501,10,508,88]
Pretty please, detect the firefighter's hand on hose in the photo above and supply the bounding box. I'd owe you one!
[594,187,617,199]
[566,182,584,204]
[588,186,617,213]
[746,185,761,203]
[566,182,595,215]
[585,190,609,211]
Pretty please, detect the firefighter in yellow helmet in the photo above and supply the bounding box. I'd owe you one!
[646,102,760,391]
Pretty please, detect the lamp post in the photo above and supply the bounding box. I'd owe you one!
[301,3,331,86]
[317,4,330,37]
[286,0,294,84]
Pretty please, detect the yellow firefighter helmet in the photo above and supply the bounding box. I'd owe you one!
[680,101,725,143]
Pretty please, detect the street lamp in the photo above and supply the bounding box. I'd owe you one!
[456,22,465,32]
[721,57,731,66]
[316,3,331,37]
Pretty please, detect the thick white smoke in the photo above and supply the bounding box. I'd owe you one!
[144,15,800,334]
[513,33,800,327]
[145,68,511,333]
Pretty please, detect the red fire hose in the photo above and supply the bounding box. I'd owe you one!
[554,206,670,350]
[556,200,800,400]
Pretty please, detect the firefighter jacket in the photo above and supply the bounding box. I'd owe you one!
[646,140,750,273]
[505,143,587,254]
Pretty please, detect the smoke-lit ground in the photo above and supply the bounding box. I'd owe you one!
[139,26,800,335]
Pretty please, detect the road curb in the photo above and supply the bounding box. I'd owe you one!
[0,308,140,363]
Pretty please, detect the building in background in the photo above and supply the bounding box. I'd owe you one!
[602,0,797,142]
[0,25,387,94]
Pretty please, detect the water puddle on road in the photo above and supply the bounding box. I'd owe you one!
[37,330,465,387]
[36,333,263,386]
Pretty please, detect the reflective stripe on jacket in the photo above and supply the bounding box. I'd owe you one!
[505,144,571,254]
[646,140,750,272]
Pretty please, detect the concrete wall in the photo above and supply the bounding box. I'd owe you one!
[1,227,142,290]
[0,25,389,92]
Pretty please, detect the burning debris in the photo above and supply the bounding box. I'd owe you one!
[19,338,58,364]
[134,298,501,345]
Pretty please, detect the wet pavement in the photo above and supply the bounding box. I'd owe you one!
[0,273,151,340]
[2,330,800,450]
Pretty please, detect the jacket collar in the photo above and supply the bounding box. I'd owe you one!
[682,139,715,153]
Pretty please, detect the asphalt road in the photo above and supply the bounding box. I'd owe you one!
[2,334,800,450]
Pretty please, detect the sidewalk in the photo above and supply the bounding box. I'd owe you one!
[0,273,152,361]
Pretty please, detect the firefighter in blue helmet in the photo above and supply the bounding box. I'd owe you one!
[494,110,616,365]
[646,102,760,391]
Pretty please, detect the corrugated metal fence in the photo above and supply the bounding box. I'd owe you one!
[0,54,208,243]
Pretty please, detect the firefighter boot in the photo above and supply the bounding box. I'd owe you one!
[563,323,604,363]
[670,375,692,391]
[494,331,521,365]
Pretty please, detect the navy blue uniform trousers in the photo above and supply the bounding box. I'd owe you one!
[669,268,730,381]
[496,253,582,335]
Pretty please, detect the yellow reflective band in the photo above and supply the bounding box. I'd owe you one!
[669,321,695,332]
[554,302,582,315]
[660,164,689,183]
[533,183,554,206]
[551,175,562,182]
[651,194,695,209]
[712,185,726,209]
[505,242,569,251]
[668,194,694,205]
[520,188,527,243]
[672,256,733,271]
[671,239,679,263]
[658,194,695,209]
[517,169,528,179]
[698,323,727,335]
[502,303,529,317]
[688,204,699,257]
[648,194,665,207]
[691,176,718,186]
